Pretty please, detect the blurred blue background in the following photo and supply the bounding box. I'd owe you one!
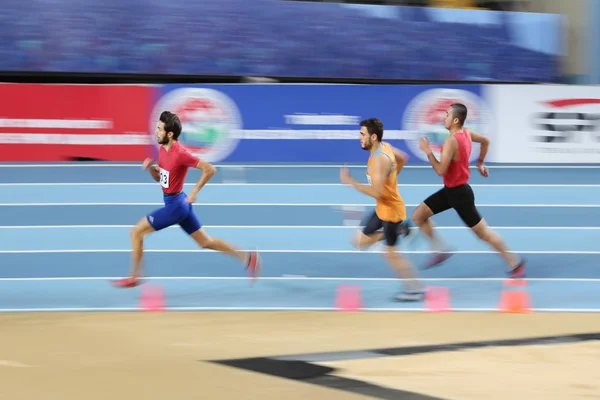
[0,0,570,83]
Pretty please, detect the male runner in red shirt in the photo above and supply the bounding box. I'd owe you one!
[412,103,525,278]
[112,111,261,288]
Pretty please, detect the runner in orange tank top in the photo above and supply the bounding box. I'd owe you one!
[366,142,406,222]
[412,103,526,279]
[340,118,425,302]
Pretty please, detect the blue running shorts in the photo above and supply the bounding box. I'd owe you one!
[146,192,202,235]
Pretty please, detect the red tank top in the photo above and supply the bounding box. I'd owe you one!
[443,129,471,188]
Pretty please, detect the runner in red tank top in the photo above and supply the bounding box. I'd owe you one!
[443,129,471,188]
[411,103,526,279]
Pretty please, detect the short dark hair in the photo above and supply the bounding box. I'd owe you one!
[450,103,468,127]
[160,111,182,140]
[360,118,384,142]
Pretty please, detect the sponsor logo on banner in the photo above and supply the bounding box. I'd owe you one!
[403,89,493,161]
[531,98,600,153]
[151,88,242,162]
[283,114,361,126]
[490,86,600,163]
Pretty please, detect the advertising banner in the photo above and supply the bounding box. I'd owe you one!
[485,85,600,163]
[0,83,494,163]
[150,84,492,163]
[0,84,153,161]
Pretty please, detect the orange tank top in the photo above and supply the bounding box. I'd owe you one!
[365,142,406,223]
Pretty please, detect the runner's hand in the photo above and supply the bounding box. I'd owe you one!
[340,166,353,185]
[419,137,431,154]
[185,191,198,204]
[477,163,489,178]
[142,158,154,170]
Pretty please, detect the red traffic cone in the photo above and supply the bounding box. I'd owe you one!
[335,284,362,312]
[499,280,531,314]
[425,286,450,313]
[139,284,165,312]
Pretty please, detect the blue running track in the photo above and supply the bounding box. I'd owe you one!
[0,163,599,313]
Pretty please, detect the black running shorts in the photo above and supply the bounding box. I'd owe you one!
[423,184,482,228]
[361,210,404,247]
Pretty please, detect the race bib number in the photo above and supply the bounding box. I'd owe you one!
[159,167,170,189]
[366,174,372,186]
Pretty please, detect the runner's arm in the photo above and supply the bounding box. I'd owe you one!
[426,136,457,176]
[348,154,387,200]
[190,159,216,195]
[469,130,490,165]
[149,165,160,182]
[389,145,409,175]
[142,158,160,181]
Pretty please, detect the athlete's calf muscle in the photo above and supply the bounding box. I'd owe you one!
[352,230,384,249]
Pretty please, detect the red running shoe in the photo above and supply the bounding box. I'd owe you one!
[111,277,142,288]
[245,250,262,284]
[509,259,527,279]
